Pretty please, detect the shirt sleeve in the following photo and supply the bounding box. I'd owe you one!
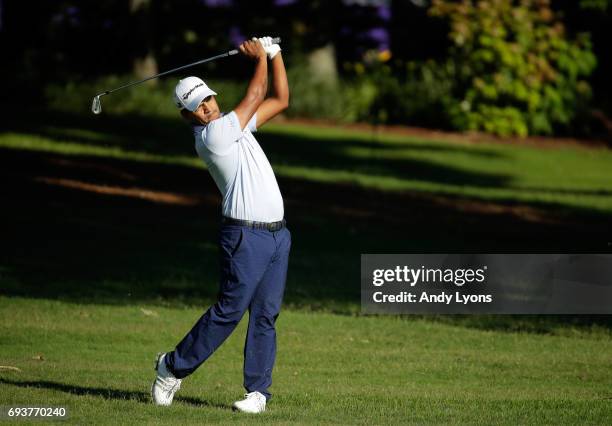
[247,113,257,133]
[204,111,243,154]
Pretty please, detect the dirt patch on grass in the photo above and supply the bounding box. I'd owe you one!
[2,147,609,251]
[33,176,213,206]
[276,117,611,150]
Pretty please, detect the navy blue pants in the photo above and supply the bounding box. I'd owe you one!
[165,224,291,400]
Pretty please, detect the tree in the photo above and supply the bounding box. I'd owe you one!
[430,0,597,136]
[129,0,158,81]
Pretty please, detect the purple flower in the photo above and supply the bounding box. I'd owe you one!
[366,27,389,44]
[229,25,245,46]
[377,5,391,21]
[274,0,298,5]
[363,27,389,51]
[342,0,390,7]
[202,0,233,7]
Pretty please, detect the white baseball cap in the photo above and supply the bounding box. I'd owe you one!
[173,76,217,111]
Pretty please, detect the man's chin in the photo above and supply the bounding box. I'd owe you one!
[200,113,219,125]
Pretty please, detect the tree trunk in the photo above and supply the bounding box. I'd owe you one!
[307,43,338,87]
[130,0,158,83]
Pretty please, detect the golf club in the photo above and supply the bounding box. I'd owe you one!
[91,37,282,114]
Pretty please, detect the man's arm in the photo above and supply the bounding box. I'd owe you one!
[233,40,268,130]
[255,52,289,128]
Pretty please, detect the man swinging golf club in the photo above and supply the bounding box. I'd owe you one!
[151,36,290,414]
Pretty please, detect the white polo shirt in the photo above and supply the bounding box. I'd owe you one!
[194,111,284,222]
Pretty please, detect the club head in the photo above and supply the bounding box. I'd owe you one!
[91,95,102,114]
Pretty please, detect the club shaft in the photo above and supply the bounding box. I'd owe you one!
[104,52,232,95]
[101,37,281,97]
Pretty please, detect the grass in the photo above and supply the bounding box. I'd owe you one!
[0,108,611,423]
[2,110,612,214]
[1,297,611,425]
[0,110,610,311]
[263,123,612,212]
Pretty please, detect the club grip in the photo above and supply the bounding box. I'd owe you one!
[229,37,282,56]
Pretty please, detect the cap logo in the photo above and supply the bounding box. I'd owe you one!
[182,83,204,100]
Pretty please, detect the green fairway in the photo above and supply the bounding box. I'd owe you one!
[2,111,612,215]
[1,297,611,425]
[0,110,610,312]
[4,1,612,423]
[1,110,611,424]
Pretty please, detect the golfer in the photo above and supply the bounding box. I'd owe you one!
[151,37,290,414]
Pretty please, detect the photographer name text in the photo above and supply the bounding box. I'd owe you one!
[371,266,492,305]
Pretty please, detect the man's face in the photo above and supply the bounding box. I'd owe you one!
[190,95,220,125]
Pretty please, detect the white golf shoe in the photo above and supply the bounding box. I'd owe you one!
[151,352,182,406]
[232,391,267,413]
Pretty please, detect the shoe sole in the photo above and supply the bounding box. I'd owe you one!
[232,403,265,413]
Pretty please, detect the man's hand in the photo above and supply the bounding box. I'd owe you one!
[239,39,267,61]
[258,36,282,60]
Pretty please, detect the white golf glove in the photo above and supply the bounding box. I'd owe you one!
[257,36,281,60]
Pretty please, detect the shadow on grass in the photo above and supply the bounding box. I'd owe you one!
[2,108,505,156]
[415,314,612,335]
[0,377,229,409]
[0,109,611,333]
[1,109,513,189]
[5,110,612,199]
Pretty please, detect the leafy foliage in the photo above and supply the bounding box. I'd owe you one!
[355,60,456,128]
[579,0,610,11]
[429,0,597,136]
